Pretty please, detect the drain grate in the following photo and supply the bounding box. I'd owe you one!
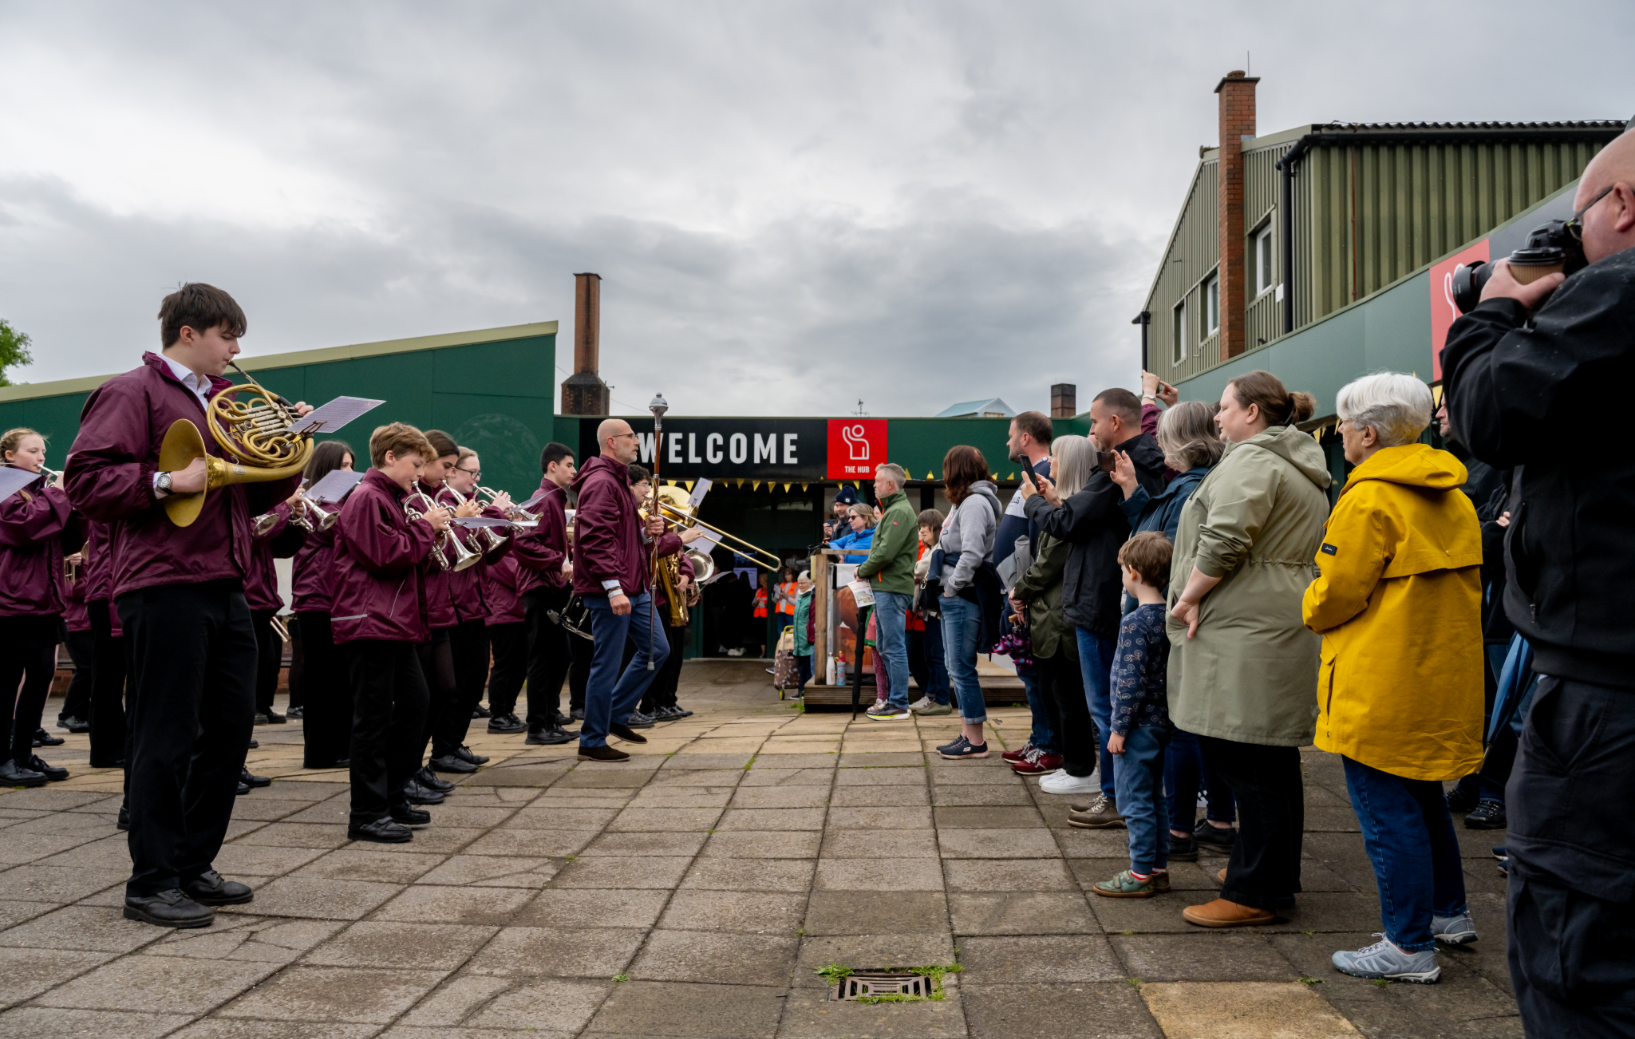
[833,972,934,1001]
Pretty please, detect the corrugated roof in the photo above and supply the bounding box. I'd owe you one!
[1309,120,1625,132]
[935,398,1015,418]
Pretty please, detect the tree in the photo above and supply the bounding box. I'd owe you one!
[0,319,32,387]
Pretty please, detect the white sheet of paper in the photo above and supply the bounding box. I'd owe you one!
[687,478,712,509]
[453,516,516,529]
[518,487,553,512]
[848,579,875,607]
[303,469,366,504]
[0,466,42,502]
[288,396,385,435]
[835,563,857,586]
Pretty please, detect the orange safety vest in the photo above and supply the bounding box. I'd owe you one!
[776,581,798,615]
[753,588,768,618]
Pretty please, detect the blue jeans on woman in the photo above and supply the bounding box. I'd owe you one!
[1075,628,1117,800]
[1342,756,1468,952]
[940,595,984,724]
[1113,726,1171,875]
[1166,727,1236,832]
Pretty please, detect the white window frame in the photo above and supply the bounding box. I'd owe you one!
[1172,300,1186,365]
[1254,224,1275,297]
[1204,274,1220,335]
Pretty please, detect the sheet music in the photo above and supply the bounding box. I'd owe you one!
[687,478,712,509]
[287,396,385,435]
[452,516,517,529]
[303,469,366,503]
[518,486,555,512]
[0,466,42,503]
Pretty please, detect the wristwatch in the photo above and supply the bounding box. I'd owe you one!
[155,471,173,498]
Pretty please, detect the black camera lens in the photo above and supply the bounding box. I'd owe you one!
[1451,261,1491,315]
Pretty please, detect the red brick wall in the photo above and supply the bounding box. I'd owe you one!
[1215,71,1259,361]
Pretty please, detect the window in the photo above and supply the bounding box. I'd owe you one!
[1204,274,1220,335]
[1172,300,1186,365]
[1254,224,1275,296]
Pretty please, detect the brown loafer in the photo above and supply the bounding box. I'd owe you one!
[578,745,630,762]
[609,723,648,744]
[1182,898,1276,928]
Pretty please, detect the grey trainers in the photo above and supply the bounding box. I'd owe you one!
[1067,794,1124,829]
[912,699,952,716]
[1332,936,1440,983]
[865,703,911,720]
[1432,911,1478,946]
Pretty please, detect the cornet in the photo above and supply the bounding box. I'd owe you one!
[251,511,282,537]
[477,485,536,522]
[444,485,507,552]
[406,492,480,572]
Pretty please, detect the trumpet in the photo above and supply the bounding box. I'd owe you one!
[251,511,282,537]
[406,491,480,572]
[476,485,535,522]
[39,466,63,485]
[289,492,340,534]
[445,485,507,552]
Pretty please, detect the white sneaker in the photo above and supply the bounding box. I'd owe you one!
[1040,771,1100,795]
[908,697,933,712]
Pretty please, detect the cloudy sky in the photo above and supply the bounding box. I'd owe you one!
[2,1,1631,416]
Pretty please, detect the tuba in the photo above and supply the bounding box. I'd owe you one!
[158,362,314,528]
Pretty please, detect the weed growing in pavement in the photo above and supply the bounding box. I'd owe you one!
[612,974,630,982]
[1373,979,1392,987]
[814,964,853,982]
[1299,977,1323,986]
[1127,978,1143,988]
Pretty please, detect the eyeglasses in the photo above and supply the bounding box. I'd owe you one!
[1567,184,1616,241]
[456,467,480,477]
[609,432,639,441]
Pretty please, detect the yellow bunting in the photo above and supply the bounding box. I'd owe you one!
[752,480,761,491]
[782,483,790,493]
[801,483,808,492]
[684,480,695,491]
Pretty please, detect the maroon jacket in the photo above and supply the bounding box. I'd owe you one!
[292,503,338,614]
[64,352,300,600]
[0,480,78,617]
[245,500,300,612]
[511,476,569,597]
[425,484,512,625]
[331,468,437,644]
[78,520,121,636]
[571,454,681,598]
[65,563,90,632]
[481,553,525,625]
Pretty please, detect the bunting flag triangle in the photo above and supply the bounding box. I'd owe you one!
[1008,472,1016,480]
[684,480,695,491]
[800,483,808,492]
[926,471,934,480]
[752,480,761,491]
[782,483,790,492]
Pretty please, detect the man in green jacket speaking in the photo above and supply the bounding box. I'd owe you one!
[857,462,919,720]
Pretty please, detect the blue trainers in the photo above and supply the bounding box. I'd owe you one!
[936,735,969,755]
[1332,936,1440,983]
[1432,911,1478,946]
[939,737,988,760]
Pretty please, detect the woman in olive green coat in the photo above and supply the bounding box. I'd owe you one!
[1167,371,1331,929]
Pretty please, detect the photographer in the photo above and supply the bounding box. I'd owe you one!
[1441,131,1635,1036]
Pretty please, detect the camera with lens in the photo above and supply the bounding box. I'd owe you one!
[1451,219,1588,314]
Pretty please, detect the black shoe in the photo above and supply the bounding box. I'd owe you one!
[58,715,91,734]
[525,725,575,746]
[554,710,574,727]
[487,713,527,734]
[429,754,478,775]
[335,758,350,767]
[0,759,47,788]
[455,745,489,766]
[471,704,492,719]
[624,710,656,729]
[1446,777,1481,814]
[669,705,694,718]
[1167,833,1199,862]
[181,869,254,906]
[578,744,630,762]
[570,707,585,722]
[240,766,271,788]
[1465,800,1507,830]
[1194,819,1237,853]
[609,722,648,745]
[256,710,287,725]
[117,803,130,831]
[415,766,455,793]
[287,706,304,719]
[348,818,413,843]
[403,778,446,805]
[248,739,259,749]
[236,780,250,796]
[32,728,64,748]
[26,756,68,782]
[124,889,213,928]
[391,804,432,827]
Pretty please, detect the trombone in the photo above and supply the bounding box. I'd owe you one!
[650,489,779,571]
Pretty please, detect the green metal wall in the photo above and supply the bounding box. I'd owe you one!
[1147,160,1221,385]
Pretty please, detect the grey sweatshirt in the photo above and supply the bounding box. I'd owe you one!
[939,480,1000,595]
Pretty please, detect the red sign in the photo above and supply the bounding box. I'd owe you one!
[1429,239,1490,381]
[826,419,887,480]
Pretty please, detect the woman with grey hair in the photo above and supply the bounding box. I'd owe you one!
[1303,371,1483,983]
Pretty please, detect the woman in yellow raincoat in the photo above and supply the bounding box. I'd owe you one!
[1302,372,1484,985]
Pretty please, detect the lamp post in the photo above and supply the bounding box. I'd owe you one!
[647,394,668,669]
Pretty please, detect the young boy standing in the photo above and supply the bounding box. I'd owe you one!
[1093,531,1175,899]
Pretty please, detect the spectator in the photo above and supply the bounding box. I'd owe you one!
[1092,531,1176,898]
[1302,372,1483,982]
[823,486,859,544]
[908,508,952,716]
[1021,388,1167,825]
[791,571,815,697]
[1009,436,1097,783]
[933,445,1002,757]
[857,462,919,721]
[995,411,1061,777]
[1169,370,1329,928]
[773,565,799,644]
[752,572,769,657]
[831,503,877,560]
[1440,130,1635,1035]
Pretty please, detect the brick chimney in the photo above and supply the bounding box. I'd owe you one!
[560,272,611,415]
[1050,383,1077,418]
[1215,70,1259,361]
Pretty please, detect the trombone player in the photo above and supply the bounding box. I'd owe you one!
[65,284,313,929]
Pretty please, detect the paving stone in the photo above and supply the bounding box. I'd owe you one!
[223,877,402,920]
[939,827,1062,859]
[224,799,307,822]
[701,830,821,859]
[219,965,447,1024]
[959,934,1126,983]
[554,769,657,789]
[147,918,344,964]
[629,929,797,986]
[625,787,736,809]
[657,891,807,934]
[604,807,724,831]
[291,848,448,884]
[415,854,561,888]
[1141,981,1359,1039]
[963,981,1163,1038]
[728,786,832,809]
[837,752,924,767]
[465,976,611,1031]
[0,788,115,812]
[778,991,969,1038]
[662,752,756,769]
[832,765,927,788]
[948,892,1097,935]
[0,831,91,866]
[680,857,817,892]
[303,922,498,970]
[514,888,670,929]
[551,855,693,889]
[32,834,136,870]
[0,864,126,904]
[372,885,533,925]
[714,808,826,831]
[466,926,646,978]
[927,765,1023,785]
[168,1019,380,1038]
[1071,858,1221,893]
[584,980,784,1037]
[229,823,351,850]
[736,767,833,787]
[932,783,1036,806]
[944,858,1077,891]
[804,891,950,935]
[461,764,574,787]
[417,805,520,829]
[935,806,1046,828]
[647,768,745,785]
[0,1007,190,1039]
[459,828,593,858]
[0,946,117,1007]
[815,858,945,891]
[0,899,58,931]
[502,805,621,830]
[210,843,329,878]
[745,753,840,769]
[1051,826,1137,858]
[35,954,276,1014]
[370,826,485,854]
[826,806,933,829]
[792,933,958,988]
[580,830,709,857]
[820,828,939,859]
[830,783,931,807]
[396,973,515,1026]
[1112,933,1303,982]
[0,904,166,954]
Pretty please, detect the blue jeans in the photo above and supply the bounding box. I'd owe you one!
[1114,725,1171,875]
[1166,727,1236,832]
[871,591,912,710]
[907,622,949,705]
[581,593,668,748]
[1018,664,1058,754]
[1343,756,1467,952]
[1075,628,1117,799]
[940,595,984,723]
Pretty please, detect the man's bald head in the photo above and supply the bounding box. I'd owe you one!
[598,419,639,463]
[1575,130,1635,264]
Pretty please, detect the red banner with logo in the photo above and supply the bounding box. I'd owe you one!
[826,420,887,480]
[1429,240,1490,382]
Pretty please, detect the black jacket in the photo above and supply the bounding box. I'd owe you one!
[1022,432,1168,638]
[1441,246,1635,688]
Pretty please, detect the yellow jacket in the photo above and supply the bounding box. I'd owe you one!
[1301,444,1484,781]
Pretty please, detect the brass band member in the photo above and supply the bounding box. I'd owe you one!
[291,441,356,769]
[65,284,310,928]
[511,441,578,745]
[628,465,695,722]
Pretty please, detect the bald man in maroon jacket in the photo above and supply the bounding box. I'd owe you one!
[65,284,308,929]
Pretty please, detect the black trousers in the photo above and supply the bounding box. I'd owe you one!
[416,630,456,762]
[1036,650,1093,776]
[287,614,305,711]
[430,619,488,758]
[345,638,429,825]
[0,615,60,765]
[485,621,527,716]
[1198,735,1304,910]
[1507,676,1635,1036]
[522,586,573,727]
[251,608,281,715]
[569,632,590,712]
[88,599,128,768]
[118,581,256,897]
[61,629,96,722]
[297,612,351,769]
[641,623,689,713]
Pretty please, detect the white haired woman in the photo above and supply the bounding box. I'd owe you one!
[1302,372,1484,983]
